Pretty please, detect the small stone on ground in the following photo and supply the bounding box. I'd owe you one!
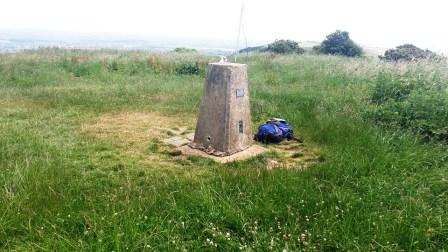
[185,133,195,141]
[162,136,191,147]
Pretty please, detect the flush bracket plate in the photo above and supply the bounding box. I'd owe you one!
[236,88,245,97]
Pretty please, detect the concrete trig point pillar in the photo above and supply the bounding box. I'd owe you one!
[190,62,252,156]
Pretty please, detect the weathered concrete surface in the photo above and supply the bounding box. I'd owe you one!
[190,63,252,156]
[178,145,266,163]
[184,133,195,141]
[162,136,190,147]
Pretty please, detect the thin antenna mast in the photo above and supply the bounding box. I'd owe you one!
[242,18,249,58]
[234,0,245,62]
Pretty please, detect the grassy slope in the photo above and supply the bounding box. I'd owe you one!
[0,49,447,251]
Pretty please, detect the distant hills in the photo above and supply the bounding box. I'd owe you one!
[0,29,392,57]
[0,29,266,55]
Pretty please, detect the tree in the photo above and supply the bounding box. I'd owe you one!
[319,30,362,57]
[265,39,305,54]
[380,44,440,61]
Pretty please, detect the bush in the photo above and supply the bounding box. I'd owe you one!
[265,40,305,54]
[175,63,201,75]
[368,71,448,142]
[380,44,442,62]
[319,30,362,57]
[173,47,198,53]
[370,71,416,104]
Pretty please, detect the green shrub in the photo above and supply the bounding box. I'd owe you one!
[175,62,201,75]
[368,71,448,142]
[173,47,198,53]
[319,30,362,57]
[265,39,305,54]
[369,93,448,142]
[371,71,416,104]
[380,44,443,62]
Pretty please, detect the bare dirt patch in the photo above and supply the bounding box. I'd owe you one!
[82,111,195,165]
[82,111,320,170]
[83,111,194,142]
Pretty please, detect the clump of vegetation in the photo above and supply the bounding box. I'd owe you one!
[368,70,448,142]
[175,62,202,75]
[144,54,209,75]
[311,44,321,54]
[380,44,443,61]
[265,39,305,54]
[319,30,363,57]
[173,47,198,53]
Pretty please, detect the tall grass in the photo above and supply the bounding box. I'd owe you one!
[0,49,447,251]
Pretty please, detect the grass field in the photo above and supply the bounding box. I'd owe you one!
[1,49,447,251]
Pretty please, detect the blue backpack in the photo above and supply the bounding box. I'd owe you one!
[254,118,293,144]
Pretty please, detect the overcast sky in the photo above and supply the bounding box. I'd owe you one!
[1,0,447,52]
